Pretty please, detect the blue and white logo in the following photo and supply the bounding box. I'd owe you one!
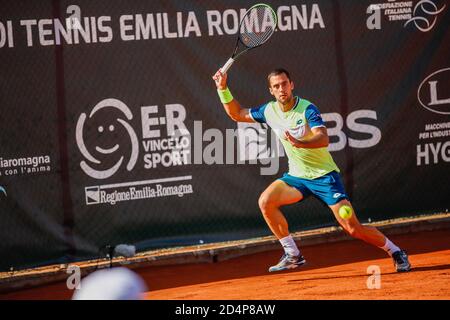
[0,186,7,197]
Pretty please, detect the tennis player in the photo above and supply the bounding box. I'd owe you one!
[212,68,411,273]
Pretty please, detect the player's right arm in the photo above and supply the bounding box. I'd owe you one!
[212,70,255,123]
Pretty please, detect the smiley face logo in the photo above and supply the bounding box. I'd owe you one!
[76,98,139,179]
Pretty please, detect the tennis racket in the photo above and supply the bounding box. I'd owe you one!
[220,3,278,74]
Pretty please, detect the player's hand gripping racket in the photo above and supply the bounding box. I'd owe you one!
[220,3,278,74]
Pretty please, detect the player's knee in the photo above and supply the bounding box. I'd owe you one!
[258,194,276,214]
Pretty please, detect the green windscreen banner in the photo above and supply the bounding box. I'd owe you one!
[0,0,449,271]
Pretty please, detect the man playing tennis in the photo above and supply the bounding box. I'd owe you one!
[212,68,411,273]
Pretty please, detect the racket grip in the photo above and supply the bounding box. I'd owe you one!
[220,58,235,74]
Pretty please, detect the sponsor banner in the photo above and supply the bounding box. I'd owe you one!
[366,0,446,31]
[416,67,450,166]
[0,155,52,177]
[0,0,448,271]
[85,176,194,206]
[0,3,326,48]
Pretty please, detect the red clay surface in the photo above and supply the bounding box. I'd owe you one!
[1,229,450,300]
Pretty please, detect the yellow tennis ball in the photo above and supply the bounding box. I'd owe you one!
[339,205,353,219]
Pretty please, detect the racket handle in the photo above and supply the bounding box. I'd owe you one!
[220,58,235,74]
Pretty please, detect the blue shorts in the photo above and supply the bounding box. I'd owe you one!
[278,171,349,205]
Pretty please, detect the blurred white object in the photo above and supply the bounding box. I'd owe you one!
[72,267,148,300]
[114,244,136,258]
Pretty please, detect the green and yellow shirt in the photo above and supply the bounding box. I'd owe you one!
[250,96,339,179]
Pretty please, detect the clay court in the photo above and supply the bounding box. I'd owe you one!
[2,0,450,308]
[1,225,449,300]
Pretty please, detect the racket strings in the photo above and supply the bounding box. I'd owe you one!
[240,6,276,48]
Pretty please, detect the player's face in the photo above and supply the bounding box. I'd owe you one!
[269,73,294,105]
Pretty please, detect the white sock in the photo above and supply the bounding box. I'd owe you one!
[279,235,300,256]
[381,238,400,257]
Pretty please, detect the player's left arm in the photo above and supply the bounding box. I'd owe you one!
[285,104,329,149]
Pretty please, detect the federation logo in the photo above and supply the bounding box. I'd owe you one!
[76,98,139,179]
[366,0,445,32]
[404,0,446,32]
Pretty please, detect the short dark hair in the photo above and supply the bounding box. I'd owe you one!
[267,68,291,87]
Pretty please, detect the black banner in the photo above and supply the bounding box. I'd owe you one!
[0,0,449,271]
